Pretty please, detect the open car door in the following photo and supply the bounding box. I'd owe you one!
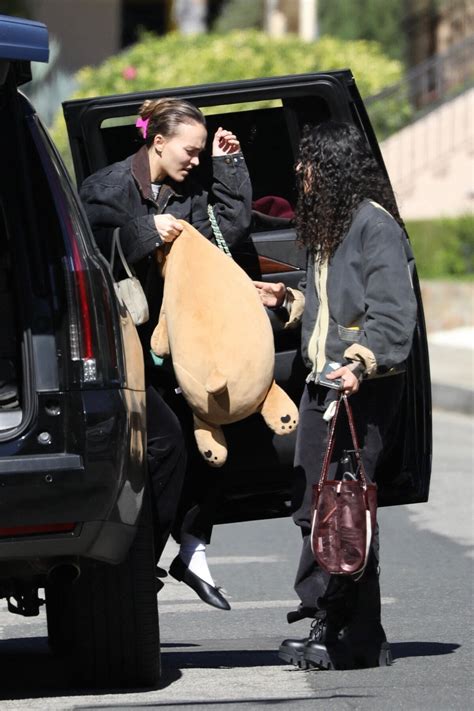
[63,71,432,519]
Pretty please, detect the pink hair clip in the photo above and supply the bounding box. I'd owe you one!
[135,116,149,139]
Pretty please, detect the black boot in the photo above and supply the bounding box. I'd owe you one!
[340,619,392,669]
[278,636,308,668]
[303,614,392,670]
[302,610,354,670]
[279,613,331,670]
[326,558,393,669]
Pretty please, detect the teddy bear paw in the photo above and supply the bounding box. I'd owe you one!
[193,417,228,468]
[277,412,299,433]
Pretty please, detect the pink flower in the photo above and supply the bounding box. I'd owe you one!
[122,66,137,81]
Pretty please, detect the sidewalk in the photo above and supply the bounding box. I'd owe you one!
[428,326,473,415]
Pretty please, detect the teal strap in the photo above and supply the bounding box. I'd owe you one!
[207,205,232,258]
[150,349,164,367]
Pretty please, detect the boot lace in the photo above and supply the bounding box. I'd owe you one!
[309,613,326,642]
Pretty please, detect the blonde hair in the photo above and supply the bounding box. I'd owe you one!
[137,98,206,144]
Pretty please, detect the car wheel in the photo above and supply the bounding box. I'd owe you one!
[66,491,160,689]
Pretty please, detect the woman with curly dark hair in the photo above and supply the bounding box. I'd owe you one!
[255,121,417,670]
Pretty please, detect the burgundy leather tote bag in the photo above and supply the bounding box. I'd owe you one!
[310,394,377,577]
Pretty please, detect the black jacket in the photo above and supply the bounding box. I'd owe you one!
[80,144,252,264]
[80,145,252,360]
[290,200,417,376]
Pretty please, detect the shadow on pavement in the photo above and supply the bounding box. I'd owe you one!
[162,648,283,669]
[391,641,460,659]
[0,636,181,700]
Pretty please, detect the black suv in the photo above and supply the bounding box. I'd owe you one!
[0,14,432,689]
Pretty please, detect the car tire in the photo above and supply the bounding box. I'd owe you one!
[58,490,160,689]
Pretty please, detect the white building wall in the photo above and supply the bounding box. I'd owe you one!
[381,88,474,219]
[26,0,121,73]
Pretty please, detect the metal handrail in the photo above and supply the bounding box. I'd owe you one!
[366,35,474,115]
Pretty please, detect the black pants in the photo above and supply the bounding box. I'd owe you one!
[162,384,225,546]
[146,382,223,562]
[291,376,404,622]
[146,385,187,560]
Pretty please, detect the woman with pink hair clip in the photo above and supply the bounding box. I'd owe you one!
[80,97,252,611]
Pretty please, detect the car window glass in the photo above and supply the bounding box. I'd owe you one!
[199,106,297,204]
[99,102,297,212]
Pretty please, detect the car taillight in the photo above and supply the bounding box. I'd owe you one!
[27,115,122,387]
[63,255,97,383]
[63,246,121,387]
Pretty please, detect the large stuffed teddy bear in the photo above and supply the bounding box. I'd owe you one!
[150,220,299,467]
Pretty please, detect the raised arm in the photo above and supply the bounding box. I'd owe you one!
[191,127,252,248]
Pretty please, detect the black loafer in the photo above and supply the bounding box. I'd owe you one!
[169,555,231,610]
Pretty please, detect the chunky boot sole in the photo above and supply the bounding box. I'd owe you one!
[304,641,393,670]
[278,643,310,669]
[303,643,337,670]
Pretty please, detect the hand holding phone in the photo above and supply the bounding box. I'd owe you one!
[318,361,344,390]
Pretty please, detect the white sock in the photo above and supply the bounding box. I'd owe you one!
[179,534,215,587]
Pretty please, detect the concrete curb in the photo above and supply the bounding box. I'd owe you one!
[431,382,474,416]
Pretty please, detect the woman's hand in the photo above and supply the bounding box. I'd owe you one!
[254,280,287,308]
[212,127,241,156]
[326,365,360,396]
[154,214,183,243]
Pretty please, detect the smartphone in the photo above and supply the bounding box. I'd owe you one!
[318,361,343,390]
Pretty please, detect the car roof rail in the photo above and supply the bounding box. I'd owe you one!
[0,14,49,63]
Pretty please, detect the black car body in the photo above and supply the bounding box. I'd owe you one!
[0,14,147,569]
[1,13,432,690]
[0,15,157,688]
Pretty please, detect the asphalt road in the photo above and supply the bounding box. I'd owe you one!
[0,409,472,710]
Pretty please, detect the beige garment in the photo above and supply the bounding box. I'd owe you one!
[307,258,330,376]
[283,256,378,376]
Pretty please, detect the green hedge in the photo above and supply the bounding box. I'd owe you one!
[50,29,408,173]
[406,215,474,279]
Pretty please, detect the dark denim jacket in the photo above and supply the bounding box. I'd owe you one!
[79,144,252,355]
[80,144,251,263]
[298,200,418,374]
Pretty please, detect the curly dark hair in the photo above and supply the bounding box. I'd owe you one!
[295,121,404,260]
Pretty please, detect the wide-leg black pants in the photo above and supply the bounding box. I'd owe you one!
[146,385,187,560]
[291,375,404,622]
[146,381,224,561]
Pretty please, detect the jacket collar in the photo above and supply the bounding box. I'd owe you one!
[131,145,182,203]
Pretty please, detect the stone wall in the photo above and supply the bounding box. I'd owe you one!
[420,279,474,332]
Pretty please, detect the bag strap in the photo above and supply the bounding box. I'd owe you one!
[207,204,232,258]
[341,395,368,487]
[110,184,174,275]
[110,228,134,279]
[318,394,368,490]
[318,395,343,488]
